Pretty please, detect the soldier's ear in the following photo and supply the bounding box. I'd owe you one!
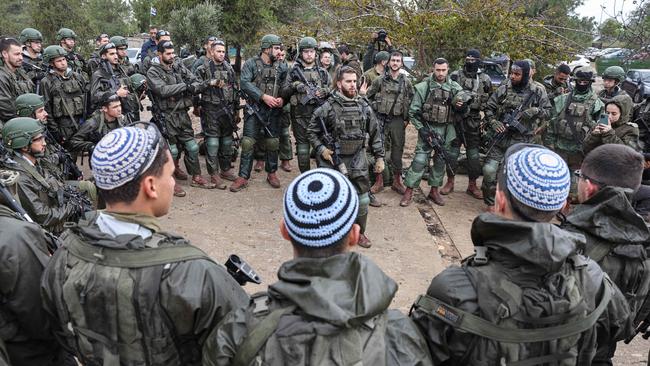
[279,218,291,242]
[347,224,360,249]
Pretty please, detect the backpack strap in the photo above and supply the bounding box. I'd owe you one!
[584,240,614,263]
[412,276,612,343]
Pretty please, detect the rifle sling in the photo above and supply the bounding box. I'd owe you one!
[14,155,51,190]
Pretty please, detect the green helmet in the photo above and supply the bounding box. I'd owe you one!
[19,28,43,44]
[42,45,67,64]
[452,90,474,114]
[573,66,594,81]
[524,58,536,69]
[260,34,282,50]
[15,94,45,117]
[374,51,390,64]
[109,36,128,48]
[602,66,625,82]
[56,28,77,42]
[298,37,317,51]
[2,117,44,150]
[130,73,146,91]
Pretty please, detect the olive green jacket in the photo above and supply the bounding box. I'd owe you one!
[0,65,34,124]
[583,96,641,154]
[408,75,463,130]
[69,110,125,153]
[203,252,433,366]
[546,90,604,153]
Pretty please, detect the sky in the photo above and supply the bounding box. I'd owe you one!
[574,0,640,23]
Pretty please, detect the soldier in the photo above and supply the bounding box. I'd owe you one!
[111,36,135,75]
[1,117,88,234]
[400,58,463,207]
[366,50,414,195]
[0,169,74,366]
[545,66,604,200]
[362,29,395,72]
[39,45,87,150]
[0,37,34,124]
[336,44,363,79]
[480,60,551,211]
[203,168,433,366]
[229,34,288,192]
[56,28,87,79]
[195,39,239,189]
[410,144,633,365]
[87,33,110,76]
[600,66,634,120]
[543,63,572,105]
[69,94,125,155]
[140,26,158,62]
[447,48,492,199]
[191,36,217,73]
[41,126,249,365]
[319,49,336,85]
[361,50,389,86]
[147,40,216,195]
[583,99,641,154]
[563,144,650,356]
[307,66,384,248]
[18,28,45,92]
[283,36,330,173]
[90,42,139,122]
[141,30,171,74]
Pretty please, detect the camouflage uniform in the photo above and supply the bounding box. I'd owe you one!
[0,65,34,124]
[542,74,572,106]
[583,96,641,154]
[90,60,140,121]
[69,109,126,154]
[40,69,87,146]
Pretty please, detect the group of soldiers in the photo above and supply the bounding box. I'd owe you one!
[0,24,649,366]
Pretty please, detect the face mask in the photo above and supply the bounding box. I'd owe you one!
[464,61,479,73]
[575,82,591,94]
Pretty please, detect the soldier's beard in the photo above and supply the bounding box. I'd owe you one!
[342,88,356,98]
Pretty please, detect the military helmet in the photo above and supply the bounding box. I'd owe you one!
[573,66,594,81]
[452,90,474,114]
[56,28,77,42]
[2,117,45,150]
[19,28,43,44]
[109,36,128,48]
[130,73,146,91]
[602,66,625,82]
[15,93,45,118]
[42,45,67,64]
[298,37,317,51]
[374,51,390,63]
[260,34,282,49]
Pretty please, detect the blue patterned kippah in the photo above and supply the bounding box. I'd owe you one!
[506,147,570,211]
[91,126,159,190]
[283,168,359,248]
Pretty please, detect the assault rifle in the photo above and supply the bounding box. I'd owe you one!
[22,62,46,94]
[146,90,170,139]
[0,176,33,224]
[419,125,455,176]
[63,186,93,221]
[485,91,536,156]
[237,89,273,137]
[225,254,262,285]
[317,116,347,175]
[291,66,326,106]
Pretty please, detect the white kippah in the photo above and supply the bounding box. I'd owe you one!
[283,168,359,247]
[91,126,159,190]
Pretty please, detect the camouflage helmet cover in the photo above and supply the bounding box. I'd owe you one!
[42,45,67,64]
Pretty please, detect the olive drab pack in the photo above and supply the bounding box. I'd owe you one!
[52,227,216,366]
[330,96,368,156]
[154,64,194,111]
[557,92,599,145]
[50,73,86,119]
[253,58,281,97]
[412,251,613,366]
[375,74,406,116]
[421,82,452,124]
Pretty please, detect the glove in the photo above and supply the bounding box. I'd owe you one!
[295,82,307,93]
[489,119,505,131]
[521,107,539,119]
[321,148,334,164]
[374,158,385,174]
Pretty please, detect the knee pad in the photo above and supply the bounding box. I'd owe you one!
[410,153,429,172]
[296,143,310,156]
[281,127,291,139]
[169,144,179,160]
[358,193,370,216]
[265,137,280,152]
[482,159,499,181]
[240,136,256,152]
[184,139,200,156]
[206,137,219,156]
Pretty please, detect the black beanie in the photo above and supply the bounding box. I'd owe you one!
[466,49,481,59]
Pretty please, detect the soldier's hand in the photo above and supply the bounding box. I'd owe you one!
[359,81,368,96]
[262,94,278,108]
[490,119,506,133]
[321,148,334,164]
[455,100,464,108]
[116,86,129,97]
[522,107,539,119]
[374,158,385,173]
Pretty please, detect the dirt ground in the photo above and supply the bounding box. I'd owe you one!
[139,92,647,364]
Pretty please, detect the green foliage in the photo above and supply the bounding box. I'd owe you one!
[0,0,32,38]
[29,0,92,50]
[599,18,624,40]
[131,0,152,33]
[86,0,135,37]
[168,1,222,53]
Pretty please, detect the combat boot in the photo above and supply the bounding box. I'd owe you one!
[267,172,281,188]
[174,181,186,197]
[466,179,483,199]
[230,177,249,192]
[358,234,372,248]
[369,192,382,207]
[391,170,407,194]
[440,176,455,195]
[370,173,384,194]
[254,160,264,172]
[210,175,227,190]
[400,187,414,207]
[191,175,217,189]
[428,187,445,206]
[174,160,188,180]
[280,160,293,172]
[220,168,237,182]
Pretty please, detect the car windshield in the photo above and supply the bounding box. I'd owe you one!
[127,49,138,58]
[482,64,503,77]
[641,71,650,81]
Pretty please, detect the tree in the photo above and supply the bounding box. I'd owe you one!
[132,0,153,33]
[86,0,135,37]
[168,1,222,53]
[0,0,32,38]
[599,18,624,40]
[29,0,92,52]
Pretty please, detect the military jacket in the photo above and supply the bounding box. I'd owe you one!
[65,50,88,81]
[69,110,125,153]
[146,60,200,112]
[0,65,34,123]
[583,114,641,154]
[282,59,330,118]
[87,51,101,77]
[543,75,572,105]
[546,90,604,153]
[362,67,382,86]
[90,61,139,115]
[342,53,363,79]
[41,211,249,366]
[409,76,463,128]
[195,59,237,106]
[485,80,551,136]
[450,69,492,113]
[21,49,45,88]
[203,252,433,366]
[41,70,87,123]
[367,72,414,120]
[599,86,634,120]
[240,55,289,105]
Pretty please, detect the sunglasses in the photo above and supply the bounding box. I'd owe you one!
[573,169,605,187]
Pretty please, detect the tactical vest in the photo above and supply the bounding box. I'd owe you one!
[200,60,235,105]
[154,64,194,111]
[375,75,406,116]
[49,73,86,118]
[54,228,215,366]
[331,97,368,156]
[413,251,613,366]
[421,83,452,124]
[253,58,281,98]
[557,93,598,145]
[14,69,34,95]
[454,71,489,110]
[289,64,328,111]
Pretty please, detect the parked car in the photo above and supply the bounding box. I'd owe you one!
[127,47,141,72]
[601,48,632,59]
[622,69,650,103]
[566,54,591,73]
[481,61,506,89]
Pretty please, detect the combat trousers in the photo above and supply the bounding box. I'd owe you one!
[237,107,281,179]
[404,123,457,188]
[481,133,530,206]
[203,105,235,175]
[292,116,313,173]
[556,149,584,202]
[166,109,201,176]
[449,113,482,179]
[279,110,293,161]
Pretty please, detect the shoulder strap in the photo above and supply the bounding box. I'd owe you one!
[14,156,51,189]
[584,240,614,262]
[64,232,215,268]
[413,276,612,343]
